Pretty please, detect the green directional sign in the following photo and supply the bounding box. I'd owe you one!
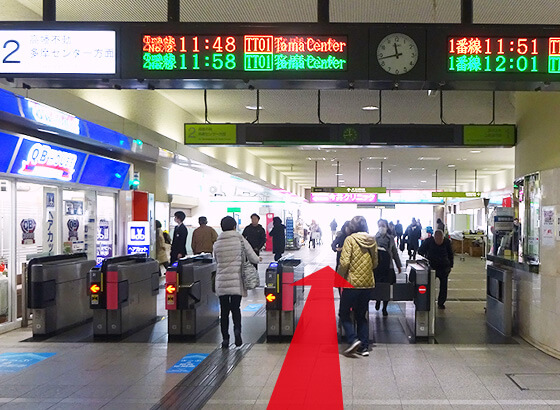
[227,207,241,213]
[312,187,386,194]
[185,124,237,144]
[432,192,482,198]
[463,125,515,146]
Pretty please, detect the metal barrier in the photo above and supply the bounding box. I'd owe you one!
[165,254,218,337]
[264,256,304,340]
[89,254,159,336]
[486,263,513,336]
[27,253,95,335]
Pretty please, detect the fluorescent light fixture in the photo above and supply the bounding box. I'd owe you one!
[470,150,482,153]
[418,157,440,161]
[366,167,381,170]
[307,157,326,161]
[362,105,379,111]
[427,90,439,97]
[363,156,387,160]
[447,164,456,167]
[420,180,427,183]
[245,105,263,110]
[335,173,343,176]
[409,167,425,171]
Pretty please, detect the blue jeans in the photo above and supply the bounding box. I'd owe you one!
[339,288,371,349]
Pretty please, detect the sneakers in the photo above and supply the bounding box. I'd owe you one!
[356,347,369,357]
[343,340,361,356]
[221,340,229,349]
[234,332,243,347]
[382,308,388,316]
[438,304,446,309]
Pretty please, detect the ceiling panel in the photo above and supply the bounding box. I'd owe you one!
[57,0,167,21]
[474,0,560,24]
[1,0,41,20]
[331,0,461,23]
[180,0,317,22]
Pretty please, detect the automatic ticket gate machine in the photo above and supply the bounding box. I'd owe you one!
[368,259,435,340]
[264,256,304,340]
[88,254,159,336]
[27,253,96,336]
[165,254,219,338]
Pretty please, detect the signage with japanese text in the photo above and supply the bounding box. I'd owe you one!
[43,188,57,255]
[127,221,150,255]
[0,30,116,74]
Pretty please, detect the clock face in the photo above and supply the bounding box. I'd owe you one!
[377,33,418,75]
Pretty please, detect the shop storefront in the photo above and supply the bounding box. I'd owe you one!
[0,89,156,332]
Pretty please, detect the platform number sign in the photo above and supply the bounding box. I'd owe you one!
[0,30,116,74]
[127,221,150,255]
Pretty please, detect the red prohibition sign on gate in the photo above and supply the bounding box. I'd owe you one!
[418,285,427,294]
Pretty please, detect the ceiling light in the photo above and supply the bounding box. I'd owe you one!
[420,180,427,183]
[470,150,482,153]
[418,157,441,161]
[362,105,379,111]
[335,173,343,176]
[409,167,425,171]
[387,169,391,173]
[245,105,263,110]
[366,167,381,170]
[427,89,439,97]
[307,157,326,161]
[363,156,387,160]
[447,164,456,167]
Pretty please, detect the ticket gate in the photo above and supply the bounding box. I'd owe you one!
[165,254,218,338]
[27,253,95,336]
[264,256,304,340]
[367,259,435,339]
[89,254,159,336]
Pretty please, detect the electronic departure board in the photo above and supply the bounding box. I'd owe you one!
[447,36,560,74]
[142,34,348,72]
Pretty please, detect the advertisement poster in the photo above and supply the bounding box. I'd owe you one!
[542,206,555,246]
[43,188,57,255]
[20,218,36,244]
[96,219,113,265]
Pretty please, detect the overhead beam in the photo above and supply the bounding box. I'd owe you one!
[43,0,56,21]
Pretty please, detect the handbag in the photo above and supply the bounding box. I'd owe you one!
[240,238,260,290]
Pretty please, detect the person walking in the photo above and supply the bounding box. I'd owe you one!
[269,216,286,261]
[191,216,218,254]
[403,218,422,260]
[213,216,260,348]
[308,220,319,248]
[374,219,402,316]
[338,216,378,357]
[331,221,350,273]
[395,220,404,247]
[242,213,267,263]
[155,220,169,273]
[330,219,338,240]
[170,211,188,263]
[436,218,445,232]
[418,229,454,309]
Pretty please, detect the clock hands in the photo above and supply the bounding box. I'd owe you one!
[379,43,403,60]
[394,42,400,58]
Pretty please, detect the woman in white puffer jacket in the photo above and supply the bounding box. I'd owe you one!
[213,216,260,348]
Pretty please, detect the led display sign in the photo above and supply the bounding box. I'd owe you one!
[0,30,116,74]
[142,34,347,72]
[447,36,560,74]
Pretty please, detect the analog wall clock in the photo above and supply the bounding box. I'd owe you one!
[376,33,418,75]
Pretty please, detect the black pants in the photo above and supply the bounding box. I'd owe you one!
[339,288,371,349]
[396,234,402,246]
[436,270,450,306]
[219,295,242,341]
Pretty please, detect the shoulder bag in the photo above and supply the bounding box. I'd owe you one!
[240,238,260,290]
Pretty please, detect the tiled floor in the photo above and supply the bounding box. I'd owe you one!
[0,243,559,409]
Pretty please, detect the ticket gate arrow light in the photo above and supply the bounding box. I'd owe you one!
[90,284,100,294]
[268,266,353,410]
[265,293,276,302]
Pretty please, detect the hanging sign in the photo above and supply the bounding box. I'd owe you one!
[0,30,116,74]
[312,187,387,194]
[432,192,482,198]
[184,124,236,144]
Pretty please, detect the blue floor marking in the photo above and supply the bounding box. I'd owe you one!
[243,303,263,312]
[167,353,209,374]
[0,352,56,373]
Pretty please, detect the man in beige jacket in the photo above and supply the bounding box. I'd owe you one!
[191,216,218,255]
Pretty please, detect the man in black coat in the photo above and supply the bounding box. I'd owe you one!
[170,211,188,263]
[394,220,404,247]
[418,229,454,309]
[242,213,267,265]
[269,216,286,261]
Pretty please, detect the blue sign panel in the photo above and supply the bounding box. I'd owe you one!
[10,138,87,183]
[0,89,21,116]
[79,155,130,189]
[20,98,88,137]
[0,132,19,173]
[243,303,263,312]
[85,121,131,150]
[167,353,209,374]
[0,352,56,373]
[127,245,149,254]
